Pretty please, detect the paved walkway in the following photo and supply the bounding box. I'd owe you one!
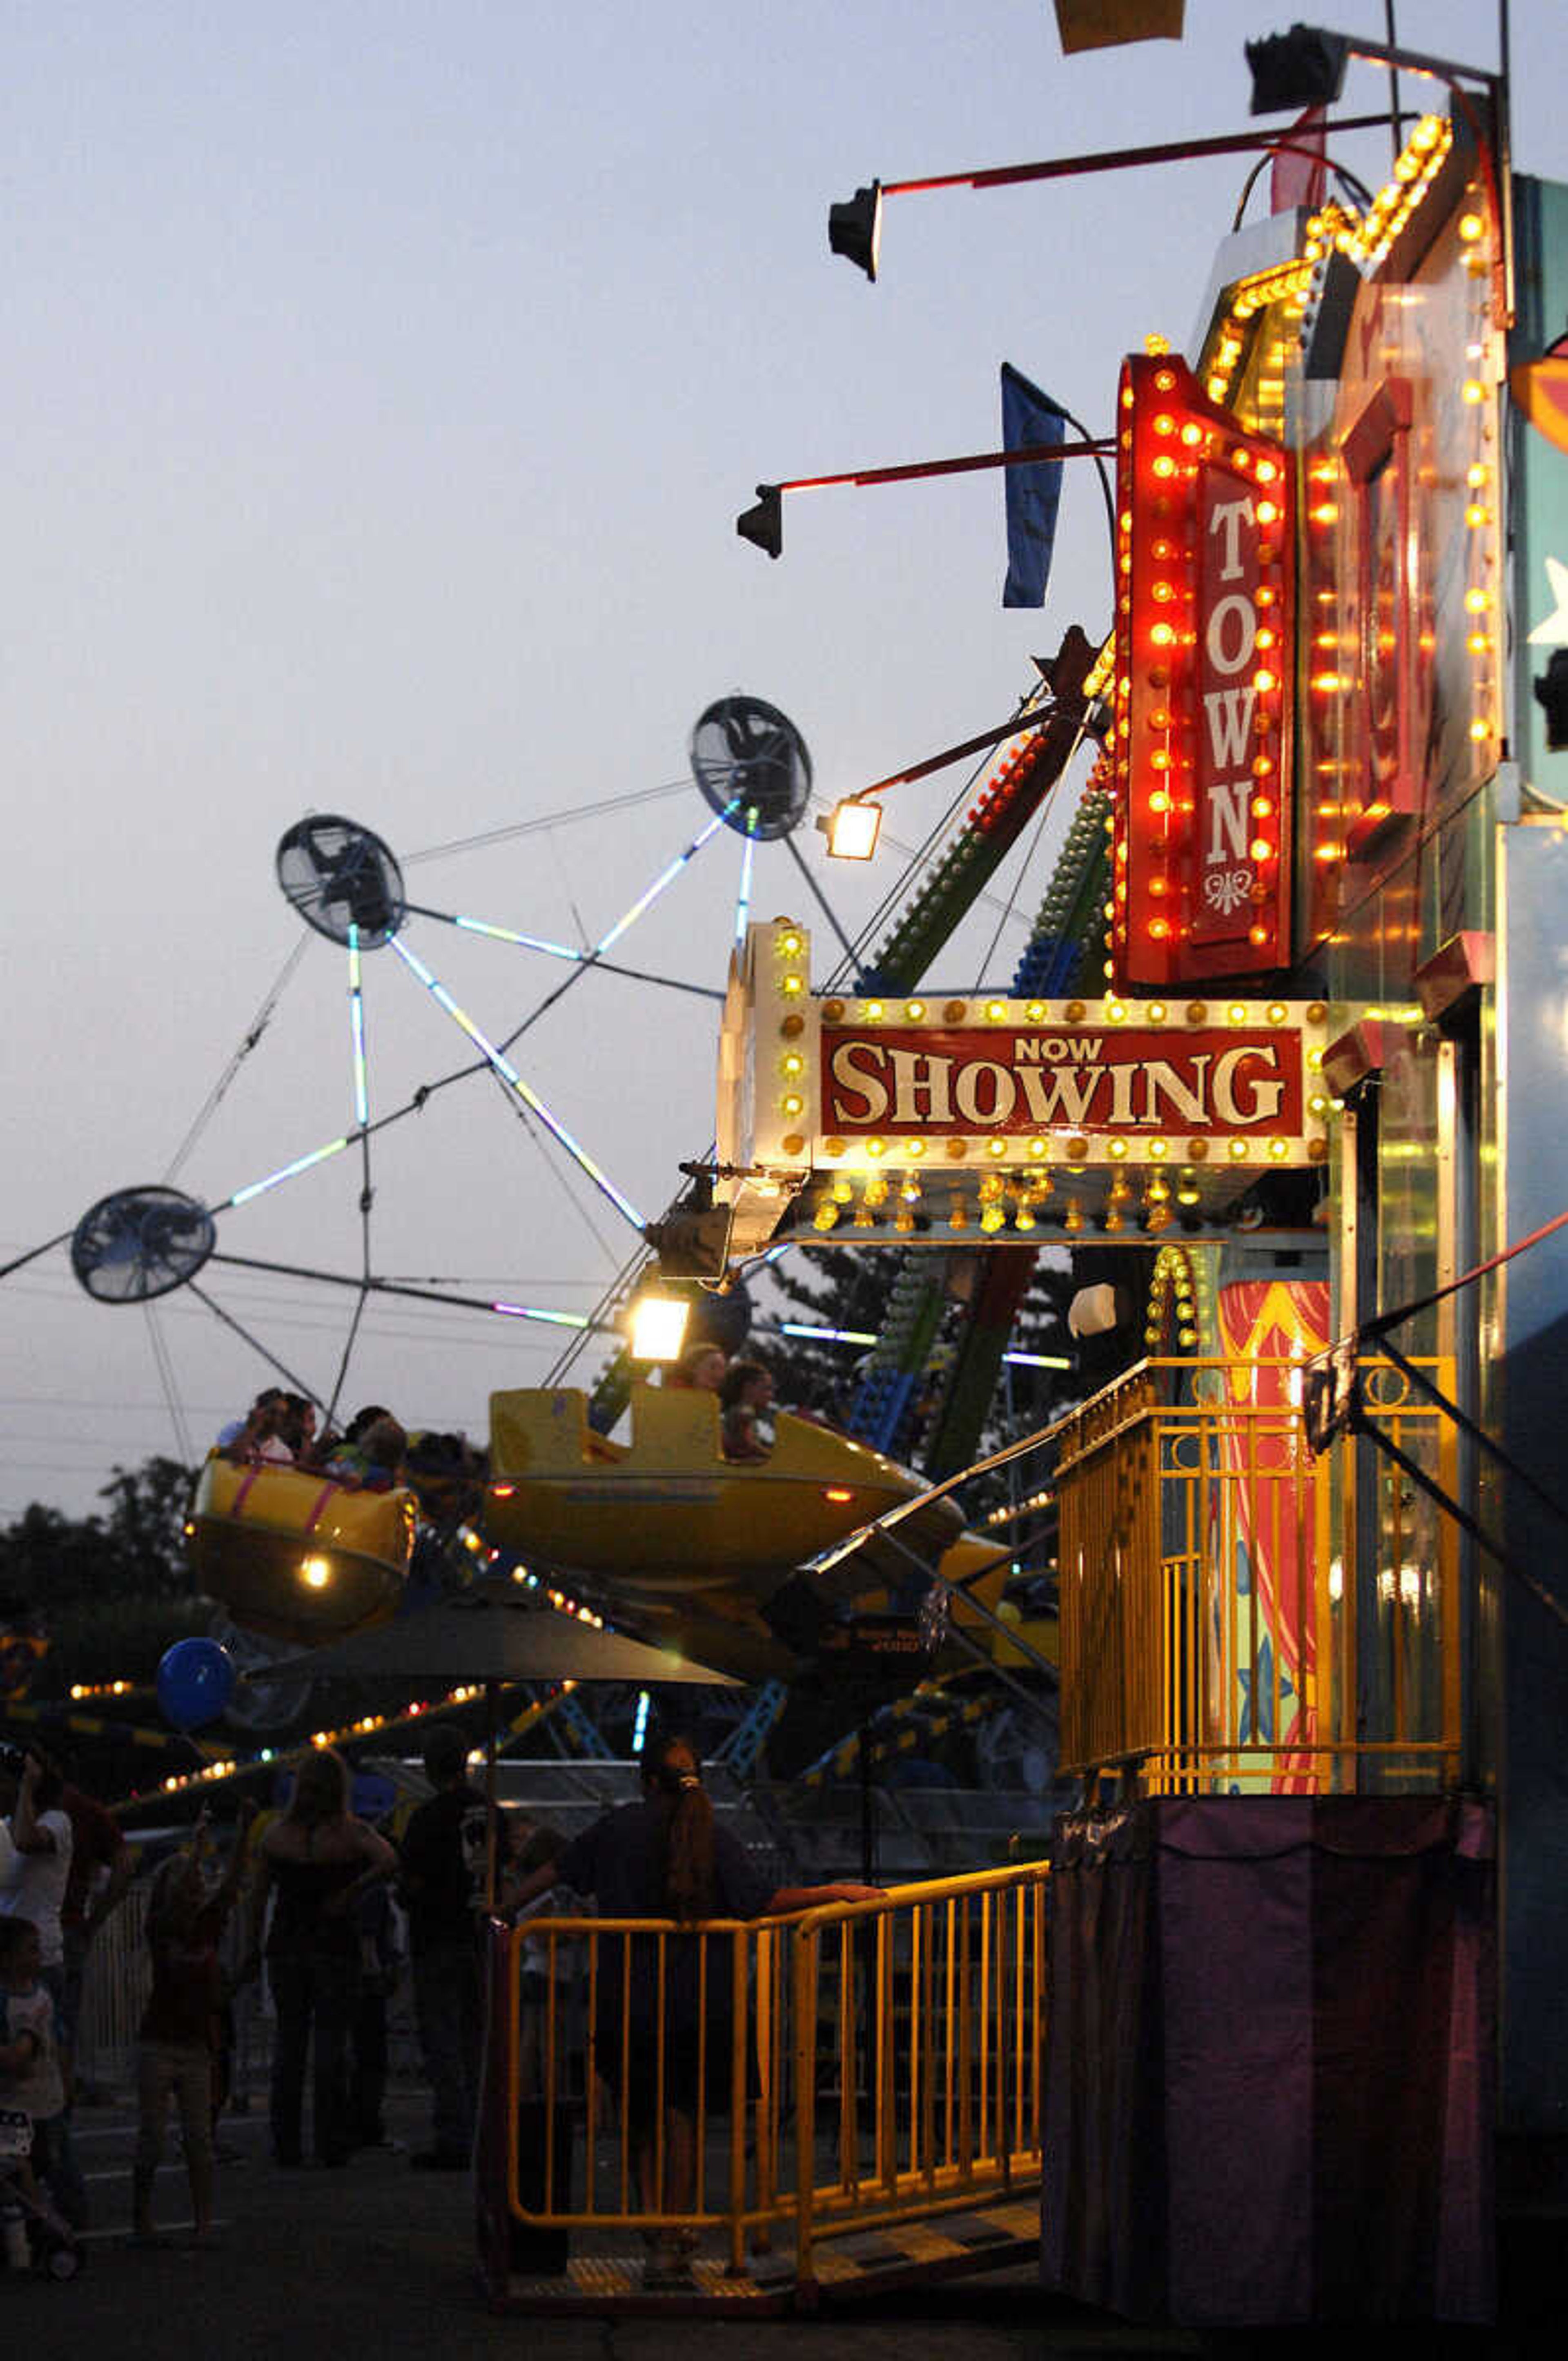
[2,2082,1199,2361]
[9,2083,1559,2358]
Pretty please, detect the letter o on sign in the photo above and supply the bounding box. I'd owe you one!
[953,1062,1017,1125]
[1205,592,1256,677]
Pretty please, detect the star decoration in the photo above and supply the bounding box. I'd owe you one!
[1527,555,1568,649]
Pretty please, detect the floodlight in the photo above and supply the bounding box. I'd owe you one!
[819,798,883,860]
[827,182,883,280]
[1245,24,1349,113]
[628,1292,690,1362]
[736,485,783,559]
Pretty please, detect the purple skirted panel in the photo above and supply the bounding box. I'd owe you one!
[1040,1796,1496,2325]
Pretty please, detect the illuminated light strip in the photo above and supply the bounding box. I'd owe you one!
[125,1679,518,1807]
[594,807,732,955]
[489,1300,592,1328]
[1346,116,1453,267]
[445,803,733,963]
[347,925,370,1129]
[983,1488,1055,1528]
[386,935,645,1230]
[776,1319,1071,1372]
[452,914,582,958]
[778,1322,880,1346]
[734,832,756,947]
[89,1679,584,1811]
[225,1134,354,1209]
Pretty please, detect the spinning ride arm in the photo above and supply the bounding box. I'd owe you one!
[845,631,1107,1469]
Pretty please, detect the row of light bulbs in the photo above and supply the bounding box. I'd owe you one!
[811,1163,1231,1238]
[1147,1243,1205,1352]
[125,1676,577,1811]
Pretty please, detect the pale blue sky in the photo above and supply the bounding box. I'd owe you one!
[3,2,1560,1514]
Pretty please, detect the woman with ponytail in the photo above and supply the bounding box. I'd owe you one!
[505,1733,874,2283]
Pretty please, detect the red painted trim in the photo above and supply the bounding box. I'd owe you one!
[302,1483,340,1536]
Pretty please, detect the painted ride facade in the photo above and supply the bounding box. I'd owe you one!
[694,94,1568,2325]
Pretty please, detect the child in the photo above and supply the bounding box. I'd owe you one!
[0,1916,65,2246]
[132,1809,249,2247]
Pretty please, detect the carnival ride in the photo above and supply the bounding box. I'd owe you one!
[3,572,1317,1813]
[4,674,1099,1779]
[485,1381,1011,1680]
[5,465,1295,1793]
[185,1456,420,1648]
[1,596,1292,1819]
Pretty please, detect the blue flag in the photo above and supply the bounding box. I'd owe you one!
[1001,363,1066,609]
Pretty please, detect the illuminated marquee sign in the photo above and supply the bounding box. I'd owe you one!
[1110,352,1294,988]
[715,923,1330,1258]
[821,1023,1306,1140]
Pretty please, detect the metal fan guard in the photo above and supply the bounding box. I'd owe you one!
[689,695,813,841]
[276,815,406,947]
[71,1186,217,1303]
[207,1615,316,1733]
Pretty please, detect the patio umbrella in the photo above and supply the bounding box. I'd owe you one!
[264,1579,740,1687]
[258,1580,738,1904]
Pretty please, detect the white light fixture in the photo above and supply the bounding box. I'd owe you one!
[628,1291,690,1361]
[820,797,883,860]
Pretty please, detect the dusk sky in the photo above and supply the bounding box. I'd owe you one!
[3,2,1560,1518]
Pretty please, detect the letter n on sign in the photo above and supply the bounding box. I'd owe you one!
[1109,353,1294,987]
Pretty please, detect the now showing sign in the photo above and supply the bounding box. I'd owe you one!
[821,1022,1305,1143]
[713,922,1332,1263]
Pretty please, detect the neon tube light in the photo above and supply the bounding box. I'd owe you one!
[594,808,730,954]
[347,925,369,1129]
[387,935,645,1230]
[451,915,581,958]
[778,1323,880,1346]
[225,1136,354,1209]
[734,833,756,947]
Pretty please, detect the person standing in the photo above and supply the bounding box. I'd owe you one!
[131,1810,250,2245]
[399,1724,489,2170]
[0,1744,87,2226]
[506,1733,876,2285]
[58,1764,134,2099]
[348,1865,405,2150]
[244,1751,396,2167]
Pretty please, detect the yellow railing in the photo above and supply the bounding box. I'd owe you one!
[486,1860,1047,2290]
[1055,1356,1461,1794]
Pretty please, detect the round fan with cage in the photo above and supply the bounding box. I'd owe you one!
[276,815,406,947]
[70,1186,217,1303]
[689,695,813,840]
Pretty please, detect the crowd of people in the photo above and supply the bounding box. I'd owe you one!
[214,1346,804,1495]
[216,1392,412,1490]
[214,1390,487,1499]
[2,1725,867,2282]
[0,1347,852,2274]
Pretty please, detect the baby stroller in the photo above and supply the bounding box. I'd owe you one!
[1,2112,84,2280]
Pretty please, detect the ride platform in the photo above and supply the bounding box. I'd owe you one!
[488,2196,1041,2316]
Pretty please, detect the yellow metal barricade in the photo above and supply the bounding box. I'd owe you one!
[787,1867,1047,2290]
[1055,1356,1461,1793]
[493,1861,1048,2296]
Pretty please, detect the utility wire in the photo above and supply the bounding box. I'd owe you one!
[143,1301,195,1466]
[404,779,692,864]
[165,938,310,1184]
